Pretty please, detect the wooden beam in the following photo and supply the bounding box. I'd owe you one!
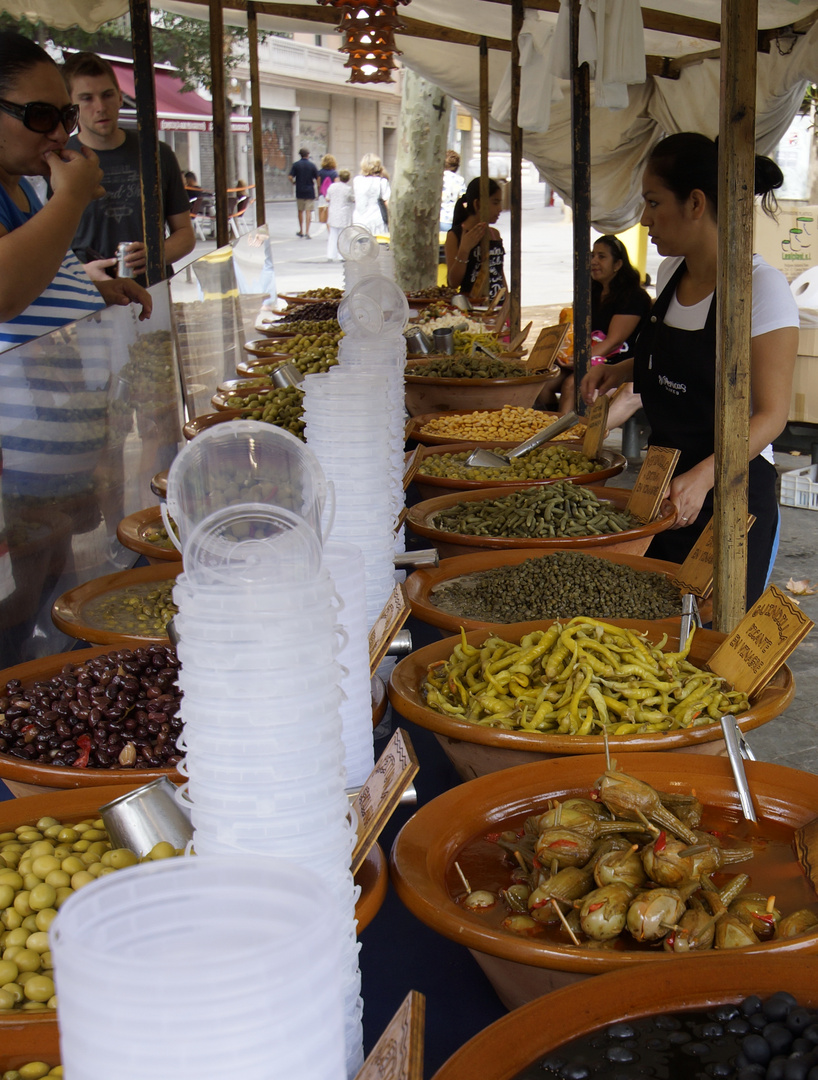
[247,0,266,226]
[130,0,165,283]
[477,37,490,301]
[570,0,591,417]
[483,0,723,43]
[509,0,523,339]
[209,0,230,247]
[713,0,758,629]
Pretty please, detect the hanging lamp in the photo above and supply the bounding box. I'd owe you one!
[317,0,410,83]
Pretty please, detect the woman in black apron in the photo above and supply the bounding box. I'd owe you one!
[581,133,799,607]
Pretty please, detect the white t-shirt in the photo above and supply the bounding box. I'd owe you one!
[656,253,799,463]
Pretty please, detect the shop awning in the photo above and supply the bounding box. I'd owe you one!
[112,61,251,134]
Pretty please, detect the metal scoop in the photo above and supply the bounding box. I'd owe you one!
[465,411,579,468]
[720,714,758,823]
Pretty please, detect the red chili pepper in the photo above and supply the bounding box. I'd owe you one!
[74,734,92,769]
[548,840,579,852]
[756,913,776,925]
[485,832,501,843]
[654,830,667,853]
[587,902,605,912]
[532,856,541,870]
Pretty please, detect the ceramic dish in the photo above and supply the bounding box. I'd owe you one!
[116,506,181,563]
[390,752,818,1010]
[404,547,713,637]
[387,622,793,777]
[431,953,818,1079]
[1,1017,59,1058]
[404,370,555,417]
[408,409,586,446]
[52,563,182,646]
[412,441,626,500]
[216,376,273,396]
[277,293,340,305]
[243,339,292,360]
[183,409,242,440]
[211,386,277,411]
[150,469,168,499]
[406,484,677,559]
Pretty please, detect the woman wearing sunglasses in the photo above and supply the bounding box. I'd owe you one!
[0,32,150,352]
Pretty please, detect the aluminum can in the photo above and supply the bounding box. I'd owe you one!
[116,242,134,278]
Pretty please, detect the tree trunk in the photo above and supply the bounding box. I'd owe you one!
[391,69,452,292]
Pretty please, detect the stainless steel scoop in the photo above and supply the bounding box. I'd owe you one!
[465,411,579,468]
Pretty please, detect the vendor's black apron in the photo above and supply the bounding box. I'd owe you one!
[633,261,778,607]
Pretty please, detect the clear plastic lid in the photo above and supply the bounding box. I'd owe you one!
[337,275,410,338]
[338,224,379,262]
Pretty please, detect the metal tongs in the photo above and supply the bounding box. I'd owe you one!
[465,410,580,468]
[679,593,702,644]
[720,714,758,823]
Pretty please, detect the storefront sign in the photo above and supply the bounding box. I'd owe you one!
[350,728,419,877]
[672,515,756,599]
[582,394,609,459]
[707,583,814,697]
[369,581,411,676]
[525,323,569,372]
[354,990,425,1080]
[626,446,680,522]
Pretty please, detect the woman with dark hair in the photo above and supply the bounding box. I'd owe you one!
[0,32,149,351]
[581,131,798,606]
[445,177,506,300]
[557,233,651,419]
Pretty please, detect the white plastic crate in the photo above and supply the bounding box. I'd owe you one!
[780,464,818,510]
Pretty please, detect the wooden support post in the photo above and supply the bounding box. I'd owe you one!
[713,0,758,629]
[509,0,524,338]
[129,0,164,284]
[210,0,230,248]
[247,1,266,227]
[477,37,490,300]
[570,0,591,415]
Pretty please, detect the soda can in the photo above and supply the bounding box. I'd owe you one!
[117,242,134,278]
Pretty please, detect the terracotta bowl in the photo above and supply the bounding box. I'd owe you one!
[390,752,818,1010]
[211,386,277,411]
[431,952,818,1080]
[216,376,273,396]
[236,356,291,378]
[116,506,181,564]
[0,646,183,796]
[387,622,793,778]
[242,339,292,360]
[404,371,556,417]
[255,325,298,339]
[408,409,586,447]
[1,1017,59,1060]
[405,547,713,637]
[407,484,677,559]
[413,442,626,500]
[52,563,183,646]
[183,409,242,440]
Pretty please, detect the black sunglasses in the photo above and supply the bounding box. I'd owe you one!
[0,98,79,134]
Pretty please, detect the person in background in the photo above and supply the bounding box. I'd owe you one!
[0,32,150,353]
[184,170,212,216]
[61,51,195,284]
[289,147,318,239]
[317,154,338,200]
[581,132,798,606]
[445,177,506,300]
[557,234,650,422]
[352,153,390,237]
[326,169,354,262]
[439,149,466,233]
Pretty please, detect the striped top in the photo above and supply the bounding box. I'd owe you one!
[0,179,104,354]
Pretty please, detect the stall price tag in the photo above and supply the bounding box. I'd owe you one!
[350,728,420,876]
[707,583,814,697]
[626,446,680,522]
[354,990,425,1080]
[403,447,421,490]
[524,323,569,372]
[369,581,411,677]
[582,394,609,459]
[506,319,533,355]
[671,515,756,599]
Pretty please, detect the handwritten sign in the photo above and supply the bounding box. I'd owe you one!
[354,991,425,1080]
[626,446,680,523]
[368,581,411,677]
[582,394,609,459]
[671,515,756,599]
[350,728,420,876]
[403,447,421,491]
[525,323,569,372]
[707,583,814,697]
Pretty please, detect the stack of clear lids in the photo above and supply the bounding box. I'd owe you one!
[163,422,364,1077]
[51,856,347,1080]
[338,223,394,292]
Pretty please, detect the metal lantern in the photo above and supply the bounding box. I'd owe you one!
[317,0,409,83]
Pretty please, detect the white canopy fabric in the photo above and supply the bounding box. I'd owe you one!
[15,0,818,229]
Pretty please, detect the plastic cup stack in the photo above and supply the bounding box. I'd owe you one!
[338,223,381,294]
[50,856,347,1080]
[324,540,375,786]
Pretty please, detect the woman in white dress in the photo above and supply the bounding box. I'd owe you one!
[352,153,390,237]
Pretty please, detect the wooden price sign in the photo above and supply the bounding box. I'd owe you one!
[671,515,756,599]
[506,319,533,355]
[626,446,680,523]
[368,581,411,677]
[707,583,814,698]
[403,446,421,491]
[354,990,425,1080]
[350,728,420,876]
[524,322,569,372]
[582,393,609,459]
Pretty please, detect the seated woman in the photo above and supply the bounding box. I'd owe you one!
[558,234,650,425]
[445,177,506,301]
